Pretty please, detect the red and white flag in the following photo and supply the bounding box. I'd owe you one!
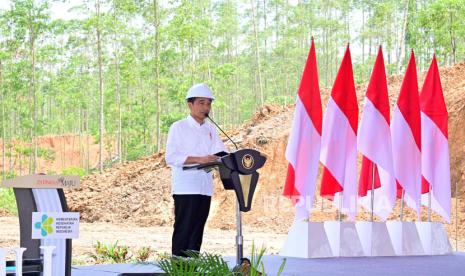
[320,45,358,220]
[357,47,396,220]
[391,51,421,217]
[283,39,322,221]
[420,55,451,222]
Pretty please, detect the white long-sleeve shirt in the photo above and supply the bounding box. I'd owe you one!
[165,115,227,196]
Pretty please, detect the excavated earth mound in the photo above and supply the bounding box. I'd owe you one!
[65,62,465,238]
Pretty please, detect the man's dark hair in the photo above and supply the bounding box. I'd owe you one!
[187,97,197,103]
[187,97,212,103]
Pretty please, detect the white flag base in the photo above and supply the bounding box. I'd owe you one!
[385,221,424,255]
[280,221,366,258]
[356,222,395,256]
[415,222,452,255]
[281,221,451,258]
[324,221,365,257]
[280,221,333,258]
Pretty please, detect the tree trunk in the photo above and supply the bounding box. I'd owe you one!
[0,61,5,179]
[9,111,13,176]
[153,0,161,152]
[113,6,123,162]
[116,63,122,160]
[361,8,365,80]
[234,29,240,125]
[19,151,22,176]
[28,13,38,174]
[142,95,147,155]
[96,0,105,172]
[284,1,289,102]
[62,133,66,170]
[79,108,83,168]
[275,0,279,46]
[86,109,90,173]
[448,11,456,64]
[323,5,328,87]
[250,0,264,107]
[263,0,267,93]
[396,0,409,73]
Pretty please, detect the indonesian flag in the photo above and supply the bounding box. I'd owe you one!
[320,45,358,220]
[391,51,421,217]
[357,47,396,220]
[283,39,322,221]
[420,55,451,222]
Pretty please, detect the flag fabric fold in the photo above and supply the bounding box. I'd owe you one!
[391,51,422,217]
[357,47,396,220]
[283,39,322,221]
[320,45,358,220]
[420,55,451,222]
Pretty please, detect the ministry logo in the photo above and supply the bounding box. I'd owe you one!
[34,214,54,237]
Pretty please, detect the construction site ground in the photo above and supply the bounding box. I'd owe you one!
[1,63,465,264]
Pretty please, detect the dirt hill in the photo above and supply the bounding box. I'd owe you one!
[0,134,116,176]
[65,62,465,239]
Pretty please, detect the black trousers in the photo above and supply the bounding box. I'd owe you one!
[172,194,211,257]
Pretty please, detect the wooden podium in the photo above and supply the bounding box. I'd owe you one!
[1,175,80,276]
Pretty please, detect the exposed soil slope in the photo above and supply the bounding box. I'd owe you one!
[64,63,465,239]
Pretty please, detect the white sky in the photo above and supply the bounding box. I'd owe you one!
[0,0,83,20]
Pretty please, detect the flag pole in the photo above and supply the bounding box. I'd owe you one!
[428,184,432,222]
[235,202,243,265]
[400,190,405,221]
[456,180,459,251]
[371,165,375,222]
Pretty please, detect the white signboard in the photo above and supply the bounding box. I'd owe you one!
[32,212,80,239]
[1,175,80,189]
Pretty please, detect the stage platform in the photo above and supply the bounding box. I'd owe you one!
[72,252,465,275]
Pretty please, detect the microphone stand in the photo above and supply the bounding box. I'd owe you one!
[206,114,244,266]
[206,114,239,150]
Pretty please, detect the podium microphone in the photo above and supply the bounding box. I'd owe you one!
[205,113,239,150]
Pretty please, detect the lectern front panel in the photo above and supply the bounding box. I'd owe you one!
[32,189,68,276]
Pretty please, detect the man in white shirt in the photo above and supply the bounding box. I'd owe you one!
[165,83,227,257]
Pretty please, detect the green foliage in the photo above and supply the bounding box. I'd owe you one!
[249,243,267,276]
[266,95,293,106]
[157,246,287,276]
[92,240,130,264]
[243,242,285,276]
[1,0,464,172]
[61,166,86,177]
[161,112,185,134]
[124,135,148,161]
[87,240,288,275]
[0,188,18,216]
[1,171,17,180]
[37,148,55,161]
[14,145,32,157]
[10,145,54,161]
[135,246,152,263]
[157,251,235,275]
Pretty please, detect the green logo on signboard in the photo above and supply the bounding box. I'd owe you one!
[34,214,54,237]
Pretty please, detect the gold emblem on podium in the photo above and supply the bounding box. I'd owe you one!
[242,154,254,169]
